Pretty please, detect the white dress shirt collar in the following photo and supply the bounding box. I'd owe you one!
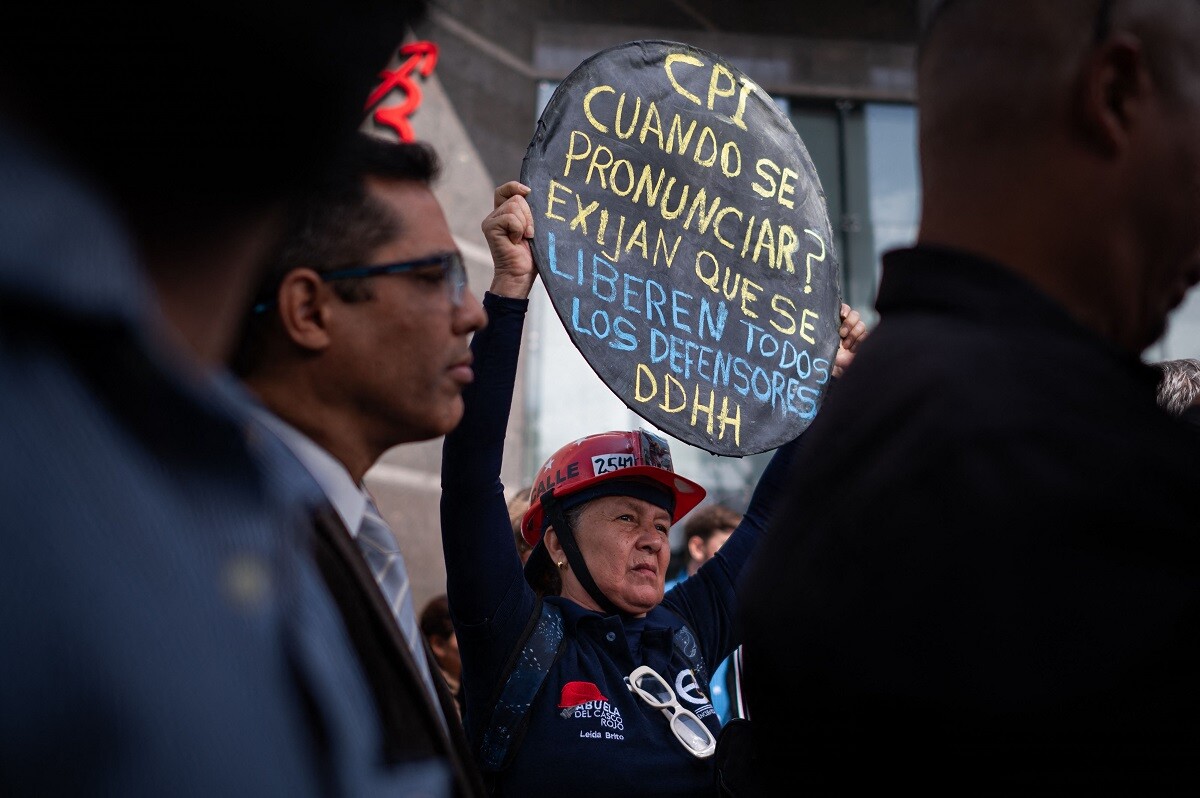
[249,406,370,537]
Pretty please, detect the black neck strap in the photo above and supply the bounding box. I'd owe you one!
[542,490,624,617]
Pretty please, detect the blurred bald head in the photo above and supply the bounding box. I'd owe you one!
[919,2,1097,153]
[915,0,1200,353]
[919,0,1200,159]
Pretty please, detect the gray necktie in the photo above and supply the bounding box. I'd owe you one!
[355,500,442,713]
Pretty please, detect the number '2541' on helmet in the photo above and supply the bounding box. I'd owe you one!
[521,429,707,548]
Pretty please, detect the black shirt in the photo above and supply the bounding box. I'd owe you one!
[739,244,1200,793]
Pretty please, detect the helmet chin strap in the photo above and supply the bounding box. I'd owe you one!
[542,490,625,617]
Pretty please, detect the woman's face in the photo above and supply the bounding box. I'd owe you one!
[553,494,671,617]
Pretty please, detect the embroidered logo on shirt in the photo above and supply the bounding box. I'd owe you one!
[674,668,716,719]
[558,681,625,739]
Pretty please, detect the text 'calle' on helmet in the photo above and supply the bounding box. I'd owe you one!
[521,429,706,547]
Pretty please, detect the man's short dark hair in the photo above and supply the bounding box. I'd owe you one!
[343,133,443,185]
[229,136,441,377]
[268,135,442,291]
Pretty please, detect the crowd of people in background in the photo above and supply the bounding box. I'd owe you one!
[5,0,1200,796]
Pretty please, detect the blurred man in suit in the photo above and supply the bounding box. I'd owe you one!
[0,2,438,795]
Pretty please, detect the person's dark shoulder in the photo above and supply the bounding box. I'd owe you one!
[807,319,990,447]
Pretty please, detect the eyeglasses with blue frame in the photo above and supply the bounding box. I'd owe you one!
[253,251,468,314]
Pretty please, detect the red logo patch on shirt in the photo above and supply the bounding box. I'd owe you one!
[556,681,626,734]
[558,680,608,708]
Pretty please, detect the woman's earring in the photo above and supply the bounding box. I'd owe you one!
[556,560,567,570]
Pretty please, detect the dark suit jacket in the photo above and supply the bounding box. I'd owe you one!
[311,504,486,797]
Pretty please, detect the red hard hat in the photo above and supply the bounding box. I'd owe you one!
[521,429,706,548]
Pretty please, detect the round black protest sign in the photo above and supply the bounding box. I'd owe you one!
[522,40,840,456]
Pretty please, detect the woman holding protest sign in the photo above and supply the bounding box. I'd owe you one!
[439,180,865,796]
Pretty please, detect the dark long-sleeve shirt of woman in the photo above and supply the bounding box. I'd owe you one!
[441,292,800,797]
